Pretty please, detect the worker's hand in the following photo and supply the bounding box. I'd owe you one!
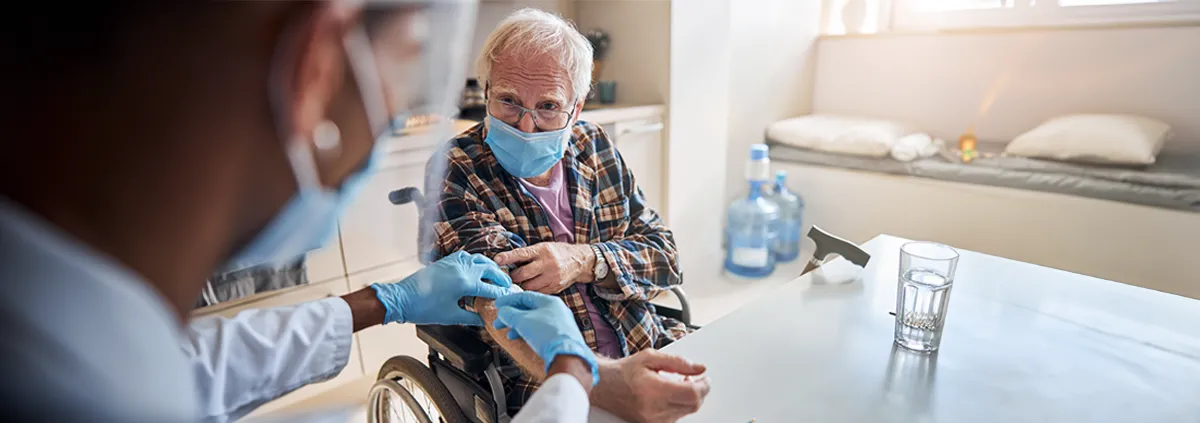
[371,251,514,326]
[493,291,599,386]
[494,243,595,294]
[594,349,710,423]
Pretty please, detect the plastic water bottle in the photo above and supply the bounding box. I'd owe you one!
[724,144,779,278]
[766,171,804,262]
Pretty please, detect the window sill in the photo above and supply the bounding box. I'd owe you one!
[820,18,1200,39]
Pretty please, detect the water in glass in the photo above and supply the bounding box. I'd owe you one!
[894,268,953,352]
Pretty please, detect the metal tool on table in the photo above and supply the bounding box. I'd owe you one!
[801,225,871,275]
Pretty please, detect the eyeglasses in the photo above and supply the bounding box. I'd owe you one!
[486,98,575,132]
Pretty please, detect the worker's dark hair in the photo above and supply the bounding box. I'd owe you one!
[3,2,135,79]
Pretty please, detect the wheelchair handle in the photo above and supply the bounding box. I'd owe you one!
[388,187,425,207]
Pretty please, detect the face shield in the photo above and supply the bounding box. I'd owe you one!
[342,1,475,264]
[223,1,475,272]
[347,0,475,138]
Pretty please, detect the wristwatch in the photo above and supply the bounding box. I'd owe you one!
[589,244,609,281]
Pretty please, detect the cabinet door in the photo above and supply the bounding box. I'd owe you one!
[338,150,431,276]
[304,242,345,285]
[614,118,666,213]
[349,260,432,373]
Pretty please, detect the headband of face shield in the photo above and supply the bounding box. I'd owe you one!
[223,2,475,272]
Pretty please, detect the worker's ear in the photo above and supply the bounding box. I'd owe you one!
[284,3,360,143]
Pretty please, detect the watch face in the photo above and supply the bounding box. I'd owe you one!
[592,246,608,278]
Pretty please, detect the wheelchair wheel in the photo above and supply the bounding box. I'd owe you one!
[369,356,470,423]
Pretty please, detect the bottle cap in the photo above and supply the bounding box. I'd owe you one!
[749,144,769,160]
[775,170,787,182]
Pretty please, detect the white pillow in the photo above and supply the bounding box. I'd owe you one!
[766,114,915,158]
[1005,114,1171,166]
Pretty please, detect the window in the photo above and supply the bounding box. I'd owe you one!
[891,0,1200,30]
[908,0,1013,11]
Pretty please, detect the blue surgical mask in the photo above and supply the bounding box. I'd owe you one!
[483,115,569,178]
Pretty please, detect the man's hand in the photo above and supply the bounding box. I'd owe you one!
[494,243,596,294]
[475,297,709,422]
[593,350,711,423]
[368,251,514,326]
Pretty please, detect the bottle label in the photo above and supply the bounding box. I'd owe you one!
[731,247,770,268]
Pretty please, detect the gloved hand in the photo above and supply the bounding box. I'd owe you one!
[371,251,514,326]
[493,291,599,386]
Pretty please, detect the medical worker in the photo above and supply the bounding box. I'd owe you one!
[0,1,597,422]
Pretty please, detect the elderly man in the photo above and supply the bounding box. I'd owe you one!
[420,8,705,422]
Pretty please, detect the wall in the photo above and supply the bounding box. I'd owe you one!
[668,0,731,277]
[473,1,667,106]
[812,25,1200,152]
[575,0,672,106]
[774,161,1200,299]
[724,0,825,199]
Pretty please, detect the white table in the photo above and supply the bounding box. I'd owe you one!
[591,235,1200,422]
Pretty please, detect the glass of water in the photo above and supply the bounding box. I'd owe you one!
[895,241,959,352]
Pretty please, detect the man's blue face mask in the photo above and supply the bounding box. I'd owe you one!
[484,115,572,178]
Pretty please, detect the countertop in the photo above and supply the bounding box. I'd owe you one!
[579,103,664,125]
[377,104,665,162]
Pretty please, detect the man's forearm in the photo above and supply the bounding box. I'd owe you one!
[340,288,387,332]
[547,355,595,396]
[474,297,547,379]
[475,298,615,402]
[589,358,632,416]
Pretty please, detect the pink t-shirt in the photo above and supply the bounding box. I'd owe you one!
[517,162,623,358]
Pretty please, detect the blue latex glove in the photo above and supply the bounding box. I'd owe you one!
[492,291,599,386]
[371,251,515,326]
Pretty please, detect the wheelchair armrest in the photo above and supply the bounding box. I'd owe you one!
[656,305,685,322]
[652,286,696,328]
[416,325,494,375]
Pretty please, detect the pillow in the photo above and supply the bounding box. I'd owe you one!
[1004,114,1171,166]
[766,114,915,158]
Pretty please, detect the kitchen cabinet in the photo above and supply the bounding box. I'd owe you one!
[338,149,433,276]
[304,242,345,285]
[613,117,666,213]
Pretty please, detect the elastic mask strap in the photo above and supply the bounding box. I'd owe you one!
[286,136,323,190]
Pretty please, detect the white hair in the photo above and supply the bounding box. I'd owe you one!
[476,8,594,103]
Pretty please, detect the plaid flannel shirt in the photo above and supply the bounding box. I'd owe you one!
[419,120,689,414]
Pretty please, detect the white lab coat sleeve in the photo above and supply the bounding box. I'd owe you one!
[511,373,591,423]
[181,296,354,423]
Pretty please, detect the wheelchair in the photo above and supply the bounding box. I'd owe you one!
[367,187,697,423]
